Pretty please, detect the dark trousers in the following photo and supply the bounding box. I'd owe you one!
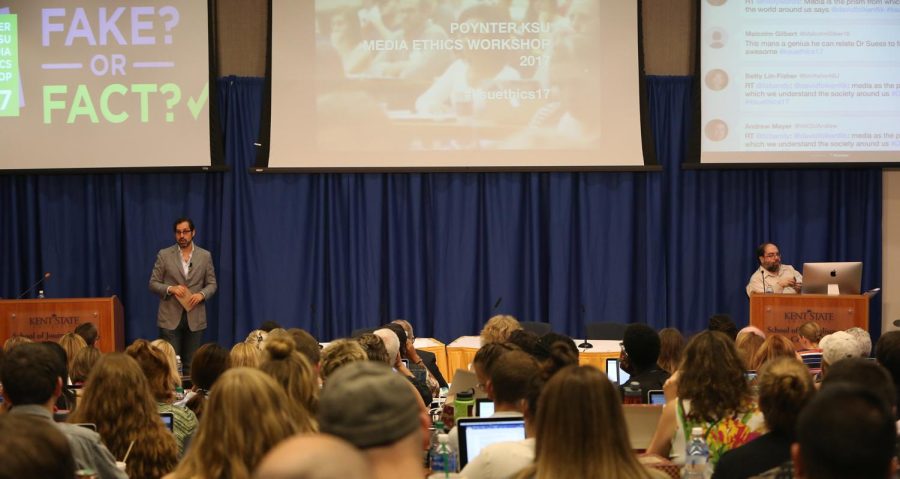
[159,311,203,376]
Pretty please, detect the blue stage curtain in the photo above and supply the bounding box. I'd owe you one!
[0,76,882,345]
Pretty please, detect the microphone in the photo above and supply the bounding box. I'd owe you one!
[578,304,593,350]
[492,297,503,310]
[17,272,52,299]
[761,269,768,293]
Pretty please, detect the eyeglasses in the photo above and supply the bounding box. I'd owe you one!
[175,229,193,236]
[763,252,781,258]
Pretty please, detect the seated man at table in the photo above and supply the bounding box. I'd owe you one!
[620,324,670,403]
[746,242,802,297]
[391,319,448,388]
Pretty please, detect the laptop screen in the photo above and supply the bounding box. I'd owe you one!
[457,417,526,468]
[476,399,495,417]
[606,358,631,385]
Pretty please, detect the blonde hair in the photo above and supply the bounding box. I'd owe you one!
[260,336,319,432]
[797,321,825,347]
[69,354,178,478]
[480,315,522,345]
[150,339,182,389]
[58,333,87,373]
[230,342,262,368]
[521,366,652,479]
[319,339,367,382]
[245,330,269,351]
[171,368,299,479]
[69,346,101,384]
[3,335,32,352]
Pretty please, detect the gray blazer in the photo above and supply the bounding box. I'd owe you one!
[149,244,217,331]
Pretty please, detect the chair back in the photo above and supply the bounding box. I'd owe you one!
[585,321,628,340]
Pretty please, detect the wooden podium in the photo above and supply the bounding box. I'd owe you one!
[749,293,869,346]
[0,297,125,352]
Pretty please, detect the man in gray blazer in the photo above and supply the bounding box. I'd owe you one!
[149,217,217,374]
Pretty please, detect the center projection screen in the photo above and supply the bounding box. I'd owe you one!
[263,0,654,170]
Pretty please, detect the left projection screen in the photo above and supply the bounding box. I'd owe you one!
[0,1,217,171]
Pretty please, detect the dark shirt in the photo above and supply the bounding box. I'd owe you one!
[620,365,670,403]
[418,349,448,388]
[714,432,793,479]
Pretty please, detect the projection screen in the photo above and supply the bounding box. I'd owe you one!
[698,0,900,165]
[261,0,656,170]
[0,0,221,171]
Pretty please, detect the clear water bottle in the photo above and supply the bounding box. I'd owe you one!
[623,381,642,404]
[429,433,458,474]
[37,290,45,299]
[682,426,709,478]
[176,355,183,377]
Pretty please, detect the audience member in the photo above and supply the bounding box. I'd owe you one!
[820,357,896,410]
[42,341,76,410]
[748,334,798,372]
[538,336,580,379]
[318,361,430,479]
[230,342,263,368]
[246,329,269,351]
[657,328,685,374]
[58,332,87,374]
[792,385,896,479]
[875,330,900,414]
[819,331,858,374]
[70,353,178,478]
[169,368,300,479]
[647,331,764,469]
[713,357,816,479]
[735,330,765,370]
[0,343,125,479]
[183,343,230,417]
[472,342,520,393]
[480,314,523,345]
[845,326,872,358]
[507,329,546,361]
[260,321,282,333]
[515,365,661,479]
[708,314,738,341]
[125,339,199,456]
[287,328,321,369]
[356,333,390,363]
[795,322,824,370]
[375,327,432,405]
[620,324,670,403]
[319,338,368,382]
[260,335,319,432]
[392,318,449,388]
[253,433,372,479]
[458,350,542,478]
[0,414,75,479]
[385,322,440,395]
[2,335,32,352]
[69,345,101,385]
[74,322,99,348]
[151,338,183,390]
[367,0,452,80]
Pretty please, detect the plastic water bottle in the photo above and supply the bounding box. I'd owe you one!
[623,381,642,404]
[683,426,709,478]
[429,433,458,474]
[176,355,183,377]
[37,290,45,299]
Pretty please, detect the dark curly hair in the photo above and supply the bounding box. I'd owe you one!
[678,331,752,423]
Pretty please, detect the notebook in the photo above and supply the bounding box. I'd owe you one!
[457,416,526,468]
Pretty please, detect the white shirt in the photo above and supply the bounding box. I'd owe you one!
[745,264,802,297]
[460,437,535,479]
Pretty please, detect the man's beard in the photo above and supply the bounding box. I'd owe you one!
[764,263,779,273]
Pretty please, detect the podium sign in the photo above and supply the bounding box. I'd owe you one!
[750,293,869,347]
[0,297,125,352]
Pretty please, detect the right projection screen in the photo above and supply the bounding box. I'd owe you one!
[700,0,900,165]
[264,0,653,169]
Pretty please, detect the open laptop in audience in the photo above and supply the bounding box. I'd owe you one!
[447,369,487,399]
[476,398,494,417]
[606,358,631,386]
[622,405,663,450]
[457,416,526,468]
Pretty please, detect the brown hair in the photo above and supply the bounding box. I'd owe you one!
[657,328,685,374]
[356,333,390,364]
[259,336,319,432]
[748,334,797,371]
[757,357,815,437]
[490,350,540,405]
[69,346,101,384]
[677,331,752,423]
[125,339,173,401]
[2,335,32,352]
[521,366,652,479]
[229,342,262,368]
[735,332,766,370]
[480,315,522,345]
[473,342,519,378]
[287,328,321,365]
[319,339,367,382]
[171,368,299,479]
[797,321,825,347]
[69,354,178,478]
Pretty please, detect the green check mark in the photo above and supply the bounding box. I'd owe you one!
[187,83,209,120]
